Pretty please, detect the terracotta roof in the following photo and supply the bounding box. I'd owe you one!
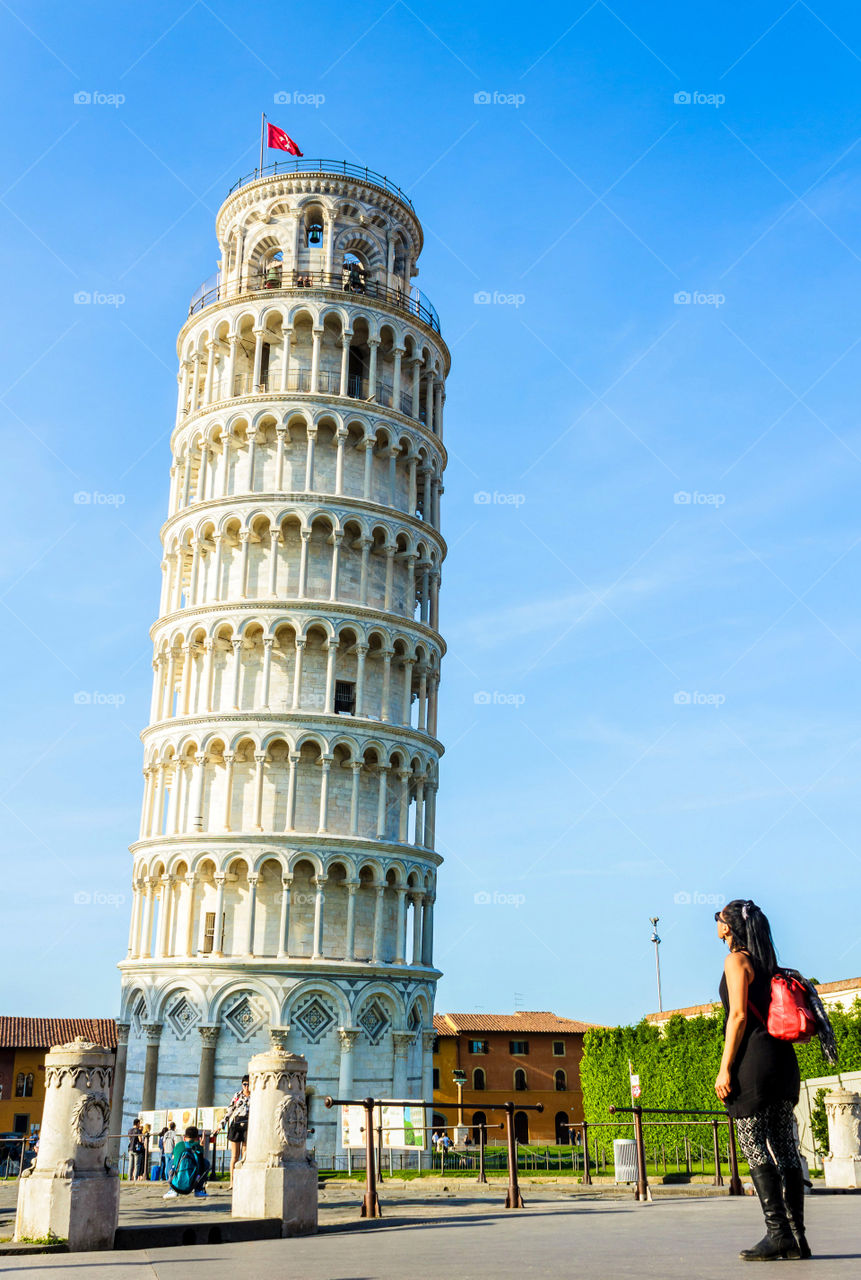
[0,1018,117,1050]
[815,977,861,996]
[645,1002,719,1023]
[433,1011,598,1035]
[646,976,861,1023]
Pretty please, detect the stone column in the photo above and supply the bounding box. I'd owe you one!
[196,1026,221,1108]
[823,1089,861,1188]
[107,1023,130,1164]
[422,1030,436,1141]
[278,876,292,957]
[344,882,358,959]
[336,1029,360,1148]
[392,1031,413,1098]
[15,1039,119,1252]
[372,884,385,963]
[232,1049,318,1236]
[141,1024,162,1111]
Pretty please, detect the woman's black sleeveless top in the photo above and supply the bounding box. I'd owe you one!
[719,953,800,1119]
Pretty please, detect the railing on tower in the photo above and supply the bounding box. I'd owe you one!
[227,158,415,209]
[188,268,440,334]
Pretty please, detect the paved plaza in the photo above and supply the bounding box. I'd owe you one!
[0,1182,858,1278]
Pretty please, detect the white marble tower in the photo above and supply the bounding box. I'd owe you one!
[116,159,448,1161]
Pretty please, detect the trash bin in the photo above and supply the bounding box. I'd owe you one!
[613,1138,638,1183]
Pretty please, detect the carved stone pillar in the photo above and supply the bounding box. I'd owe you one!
[15,1039,119,1252]
[823,1089,861,1188]
[231,1048,318,1236]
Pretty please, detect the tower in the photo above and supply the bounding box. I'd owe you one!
[116,159,448,1161]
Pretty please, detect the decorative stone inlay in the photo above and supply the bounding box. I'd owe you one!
[166,995,201,1039]
[224,994,268,1042]
[358,1000,390,1044]
[292,996,336,1043]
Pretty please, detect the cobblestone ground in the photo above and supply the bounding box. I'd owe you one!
[1,1180,858,1278]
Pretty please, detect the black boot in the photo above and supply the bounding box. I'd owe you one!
[781,1165,812,1260]
[740,1164,797,1261]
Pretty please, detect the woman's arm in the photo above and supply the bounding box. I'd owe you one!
[715,951,752,1101]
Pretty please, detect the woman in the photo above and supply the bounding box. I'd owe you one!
[223,1076,251,1185]
[715,899,808,1261]
[139,1124,152,1183]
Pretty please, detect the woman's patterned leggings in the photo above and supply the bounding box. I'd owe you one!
[735,1100,800,1171]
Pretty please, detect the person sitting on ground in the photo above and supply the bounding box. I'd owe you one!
[163,1126,210,1200]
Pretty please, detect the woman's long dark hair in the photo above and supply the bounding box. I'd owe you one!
[722,899,779,976]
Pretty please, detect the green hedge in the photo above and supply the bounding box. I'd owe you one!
[581,999,861,1147]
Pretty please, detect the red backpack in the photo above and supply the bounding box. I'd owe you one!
[750,971,817,1044]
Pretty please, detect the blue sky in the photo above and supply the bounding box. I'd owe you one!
[2,1,861,1026]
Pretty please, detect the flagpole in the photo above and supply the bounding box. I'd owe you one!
[259,112,265,178]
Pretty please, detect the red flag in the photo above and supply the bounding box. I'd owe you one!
[267,123,303,156]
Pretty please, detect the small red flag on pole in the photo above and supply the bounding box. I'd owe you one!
[267,123,303,156]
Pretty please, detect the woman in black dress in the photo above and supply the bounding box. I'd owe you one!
[715,899,807,1261]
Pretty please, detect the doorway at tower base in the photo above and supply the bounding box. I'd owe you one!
[232,1047,318,1236]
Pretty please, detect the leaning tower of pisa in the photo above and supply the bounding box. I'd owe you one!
[115,159,448,1160]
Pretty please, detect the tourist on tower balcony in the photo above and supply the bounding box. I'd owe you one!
[714,900,806,1261]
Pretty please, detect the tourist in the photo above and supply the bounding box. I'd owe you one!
[162,1122,177,1181]
[163,1126,210,1200]
[223,1075,251,1185]
[127,1119,144,1182]
[140,1124,152,1182]
[714,900,807,1261]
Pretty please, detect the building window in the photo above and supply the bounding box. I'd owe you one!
[334,680,356,715]
[514,1068,528,1091]
[555,1069,567,1092]
[432,1068,440,1089]
[510,1040,529,1056]
[473,1068,486,1091]
[468,1039,488,1054]
[15,1073,33,1098]
[432,1036,440,1055]
[552,1041,565,1057]
[514,1110,529,1143]
[202,911,216,954]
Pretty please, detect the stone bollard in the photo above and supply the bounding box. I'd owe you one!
[232,1048,318,1236]
[823,1088,861,1189]
[15,1039,119,1251]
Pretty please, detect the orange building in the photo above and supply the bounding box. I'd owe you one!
[432,1011,599,1145]
[0,1018,117,1136]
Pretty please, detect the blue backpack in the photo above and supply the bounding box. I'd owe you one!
[169,1145,206,1195]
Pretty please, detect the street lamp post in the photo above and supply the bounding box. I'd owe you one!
[650,917,663,1012]
[452,1068,468,1146]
